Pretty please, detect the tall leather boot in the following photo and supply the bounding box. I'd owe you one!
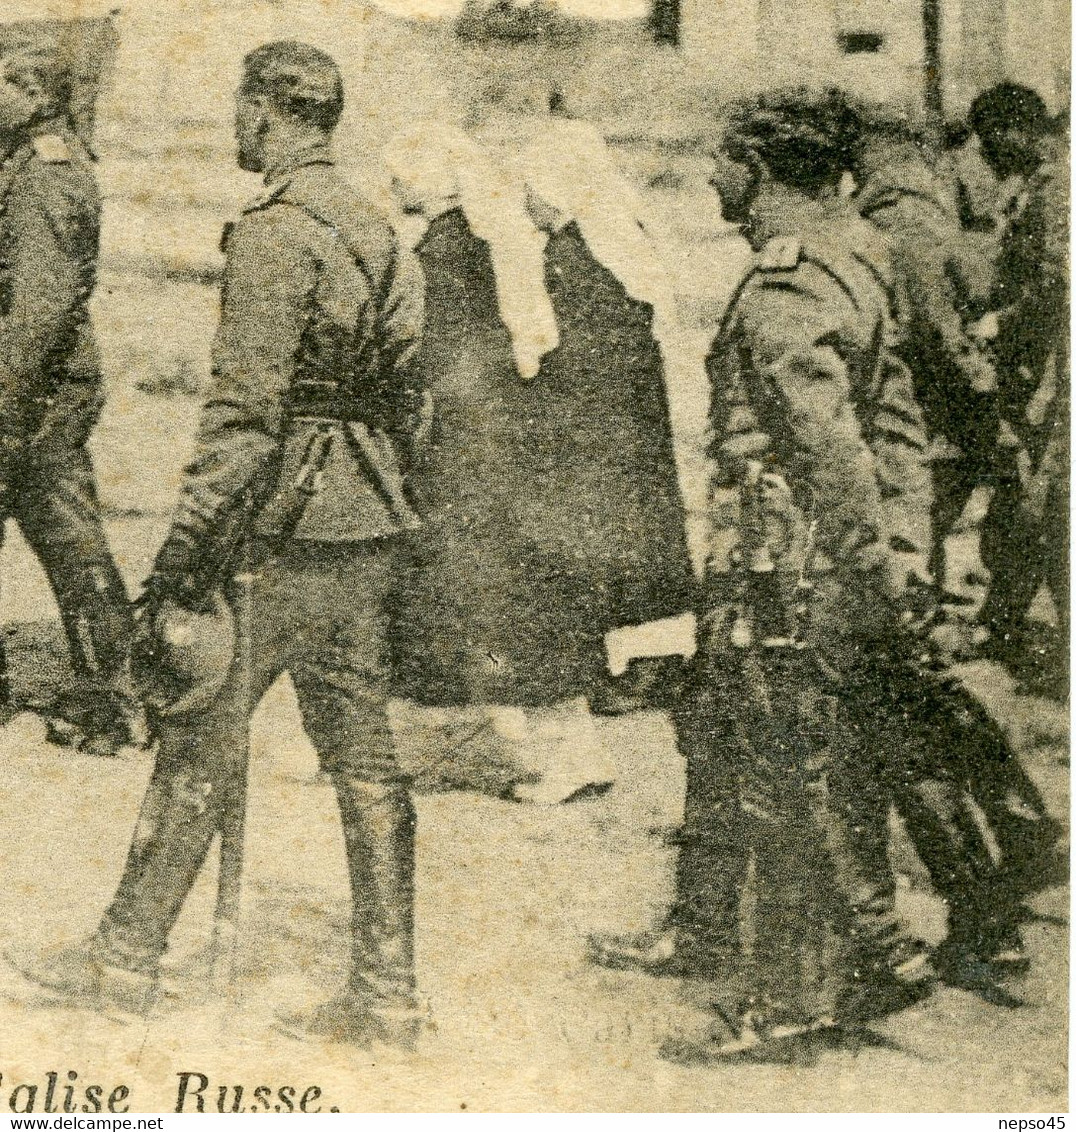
[898,781,1026,1006]
[280,777,423,1050]
[6,761,221,1015]
[969,755,1066,895]
[97,759,222,971]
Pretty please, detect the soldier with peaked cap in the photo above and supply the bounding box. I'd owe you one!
[7,40,429,1050]
[0,43,145,751]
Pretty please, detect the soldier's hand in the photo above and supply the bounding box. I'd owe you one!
[138,570,211,616]
[969,312,1000,342]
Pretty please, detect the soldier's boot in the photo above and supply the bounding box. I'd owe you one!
[586,828,747,979]
[901,783,1027,1004]
[594,697,748,981]
[934,901,1028,1009]
[96,763,221,977]
[279,777,423,1050]
[6,765,219,1015]
[4,938,157,1018]
[823,761,936,1024]
[969,757,1067,895]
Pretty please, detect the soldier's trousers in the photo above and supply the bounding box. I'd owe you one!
[980,449,1068,643]
[0,443,133,706]
[95,538,408,976]
[670,647,890,1022]
[838,654,1020,957]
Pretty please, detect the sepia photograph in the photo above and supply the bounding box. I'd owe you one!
[0,0,1068,1114]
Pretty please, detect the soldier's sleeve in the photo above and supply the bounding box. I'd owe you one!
[381,242,425,389]
[0,160,92,436]
[870,350,933,582]
[1002,166,1069,346]
[896,235,998,394]
[375,242,427,450]
[737,279,892,584]
[153,207,317,580]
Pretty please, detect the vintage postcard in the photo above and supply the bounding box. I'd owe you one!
[0,0,1067,1115]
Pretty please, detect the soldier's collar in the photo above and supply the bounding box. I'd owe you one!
[246,143,335,213]
[264,142,335,187]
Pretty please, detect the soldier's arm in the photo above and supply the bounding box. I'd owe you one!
[0,161,92,437]
[900,237,998,394]
[380,243,425,392]
[153,208,316,582]
[739,282,896,590]
[376,242,426,452]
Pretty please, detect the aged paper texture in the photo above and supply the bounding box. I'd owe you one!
[0,0,1068,1114]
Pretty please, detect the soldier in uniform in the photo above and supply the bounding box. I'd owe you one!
[968,83,1069,685]
[850,107,998,594]
[851,106,1062,923]
[0,44,143,751]
[7,41,428,1050]
[598,91,1030,1061]
[603,89,940,1060]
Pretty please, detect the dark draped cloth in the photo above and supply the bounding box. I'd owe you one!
[392,209,693,707]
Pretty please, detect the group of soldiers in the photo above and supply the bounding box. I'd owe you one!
[0,35,1067,1063]
[591,82,1068,1061]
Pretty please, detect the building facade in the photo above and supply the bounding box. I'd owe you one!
[680,0,1070,113]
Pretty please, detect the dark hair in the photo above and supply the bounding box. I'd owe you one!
[240,40,343,132]
[724,86,861,194]
[2,45,72,117]
[968,82,1051,139]
[942,118,972,150]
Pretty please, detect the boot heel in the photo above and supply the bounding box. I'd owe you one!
[369,998,427,1051]
[98,964,158,1017]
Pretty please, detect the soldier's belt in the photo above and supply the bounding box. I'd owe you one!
[285,379,386,425]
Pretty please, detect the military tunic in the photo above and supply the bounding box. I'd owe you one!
[0,120,133,716]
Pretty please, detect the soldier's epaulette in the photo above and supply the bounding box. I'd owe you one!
[31,134,71,164]
[242,180,289,214]
[756,236,802,272]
